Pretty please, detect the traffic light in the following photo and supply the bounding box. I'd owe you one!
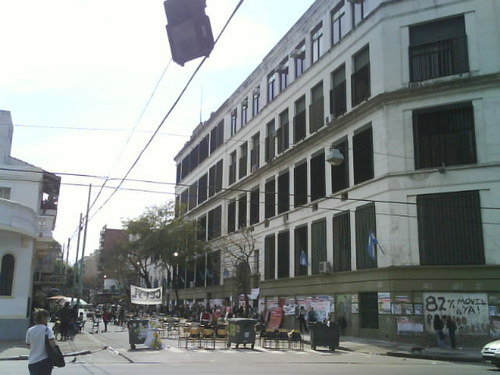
[164,0,215,66]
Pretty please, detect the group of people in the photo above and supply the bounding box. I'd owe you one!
[433,314,458,349]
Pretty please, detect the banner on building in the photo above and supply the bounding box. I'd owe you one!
[130,285,162,305]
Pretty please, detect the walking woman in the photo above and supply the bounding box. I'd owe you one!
[433,314,445,348]
[26,308,55,375]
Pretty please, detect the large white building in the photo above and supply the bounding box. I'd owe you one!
[0,110,60,340]
[168,0,500,343]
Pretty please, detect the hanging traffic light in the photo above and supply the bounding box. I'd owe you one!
[164,0,215,66]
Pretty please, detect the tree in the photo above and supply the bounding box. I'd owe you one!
[216,228,258,316]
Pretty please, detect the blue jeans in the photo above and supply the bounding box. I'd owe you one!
[435,329,445,348]
[28,357,53,375]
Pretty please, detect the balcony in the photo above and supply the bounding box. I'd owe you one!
[0,198,36,237]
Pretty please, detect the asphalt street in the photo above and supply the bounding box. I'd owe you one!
[0,322,493,375]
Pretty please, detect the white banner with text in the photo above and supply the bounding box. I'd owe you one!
[130,285,162,305]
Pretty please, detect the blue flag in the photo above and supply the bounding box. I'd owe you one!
[223,269,230,278]
[299,250,309,266]
[367,231,378,260]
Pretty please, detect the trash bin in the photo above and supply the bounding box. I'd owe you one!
[127,319,149,349]
[227,318,257,349]
[309,322,339,351]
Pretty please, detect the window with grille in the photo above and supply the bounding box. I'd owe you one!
[413,102,476,169]
[355,203,376,270]
[294,226,308,276]
[332,210,351,272]
[265,178,276,219]
[277,231,290,279]
[330,65,346,117]
[309,81,324,133]
[351,46,370,106]
[409,15,468,82]
[294,162,307,207]
[353,125,373,184]
[331,138,349,193]
[293,96,306,143]
[264,235,276,280]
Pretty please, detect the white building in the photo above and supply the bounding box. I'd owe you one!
[0,110,60,340]
[168,0,500,342]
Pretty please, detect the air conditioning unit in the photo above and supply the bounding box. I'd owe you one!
[319,261,331,274]
[274,63,287,73]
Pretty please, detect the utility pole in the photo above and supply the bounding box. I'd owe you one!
[71,213,83,305]
[78,184,92,305]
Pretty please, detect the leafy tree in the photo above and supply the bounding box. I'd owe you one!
[215,228,257,316]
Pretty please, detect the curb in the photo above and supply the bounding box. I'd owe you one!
[386,351,483,363]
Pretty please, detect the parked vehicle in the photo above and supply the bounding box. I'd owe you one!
[481,339,500,368]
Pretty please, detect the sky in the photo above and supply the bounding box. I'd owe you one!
[0,0,316,264]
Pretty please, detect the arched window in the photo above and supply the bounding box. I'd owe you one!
[0,254,15,296]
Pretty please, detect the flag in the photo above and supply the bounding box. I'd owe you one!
[367,231,378,260]
[223,269,230,278]
[205,268,213,279]
[299,250,309,267]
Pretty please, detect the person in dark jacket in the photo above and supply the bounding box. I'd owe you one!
[433,314,445,348]
[443,315,457,349]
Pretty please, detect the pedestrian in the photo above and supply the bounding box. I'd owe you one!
[307,307,317,330]
[102,309,110,332]
[338,315,347,336]
[59,302,72,341]
[297,306,308,333]
[433,314,445,348]
[26,308,55,375]
[444,315,457,349]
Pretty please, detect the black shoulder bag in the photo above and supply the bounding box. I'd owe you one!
[45,327,66,367]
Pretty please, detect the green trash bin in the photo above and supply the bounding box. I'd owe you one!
[227,318,257,349]
[127,319,149,349]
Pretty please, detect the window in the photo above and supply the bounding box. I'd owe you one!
[190,145,199,171]
[0,187,11,200]
[188,182,197,211]
[294,162,308,207]
[267,72,276,103]
[311,22,323,64]
[238,194,247,229]
[277,109,289,154]
[277,171,290,214]
[207,250,220,286]
[353,125,373,184]
[198,173,208,204]
[413,102,476,169]
[181,156,190,180]
[352,0,370,27]
[359,292,379,329]
[310,151,326,201]
[331,138,349,193]
[294,226,308,276]
[309,81,324,133]
[417,191,484,265]
[207,206,222,240]
[331,1,346,46]
[252,88,260,117]
[208,159,223,196]
[227,200,236,233]
[239,142,248,179]
[265,120,276,163]
[311,219,327,275]
[210,120,224,154]
[351,45,370,106]
[265,178,276,219]
[277,231,290,279]
[250,187,260,225]
[197,216,207,241]
[264,235,276,280]
[278,59,289,92]
[241,98,248,126]
[332,211,351,271]
[409,15,468,82]
[229,151,237,185]
[0,254,14,296]
[180,189,189,215]
[330,65,346,117]
[250,132,260,172]
[176,164,181,183]
[355,203,376,270]
[199,135,209,163]
[293,41,306,78]
[230,109,238,136]
[293,96,306,143]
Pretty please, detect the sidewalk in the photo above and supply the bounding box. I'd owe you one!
[0,329,483,364]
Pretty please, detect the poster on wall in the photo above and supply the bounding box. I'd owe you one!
[310,295,333,322]
[423,292,489,335]
[397,316,424,334]
[283,297,297,316]
[378,292,392,314]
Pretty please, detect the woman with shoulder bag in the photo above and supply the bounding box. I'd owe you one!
[26,308,56,375]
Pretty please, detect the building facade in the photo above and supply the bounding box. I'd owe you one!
[170,0,500,343]
[0,110,61,340]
